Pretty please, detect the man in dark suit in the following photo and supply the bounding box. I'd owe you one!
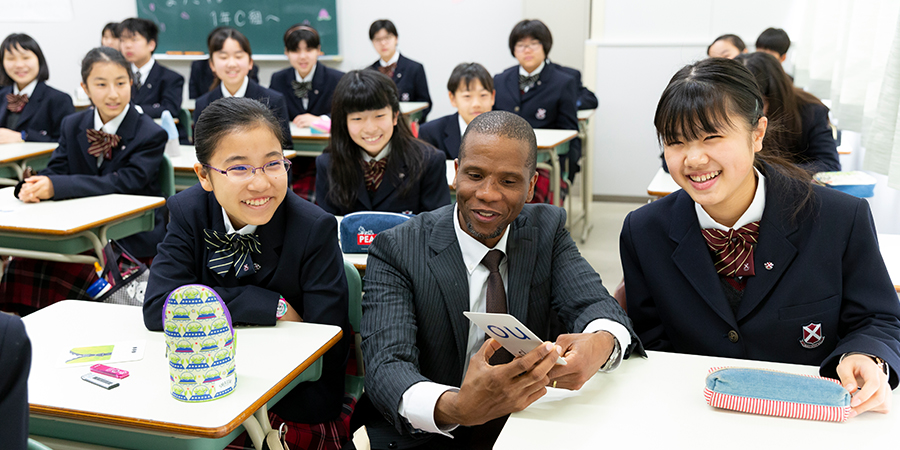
[0,312,32,450]
[361,111,642,449]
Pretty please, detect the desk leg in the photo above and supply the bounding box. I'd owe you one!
[548,148,562,208]
[242,402,274,450]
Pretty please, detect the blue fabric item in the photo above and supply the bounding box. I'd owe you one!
[706,368,851,407]
[828,184,875,198]
[339,212,411,253]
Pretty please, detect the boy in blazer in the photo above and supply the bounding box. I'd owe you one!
[361,111,642,449]
[368,19,431,122]
[419,62,495,160]
[194,80,292,150]
[0,312,31,450]
[118,19,184,121]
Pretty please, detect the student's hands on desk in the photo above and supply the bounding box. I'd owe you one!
[547,331,616,390]
[434,339,562,427]
[837,354,892,418]
[292,114,320,128]
[0,128,24,143]
[18,175,54,203]
[278,301,303,322]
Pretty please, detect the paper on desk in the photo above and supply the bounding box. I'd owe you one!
[60,340,146,367]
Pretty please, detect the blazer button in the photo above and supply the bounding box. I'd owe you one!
[727,330,739,343]
[514,106,520,112]
[388,442,398,449]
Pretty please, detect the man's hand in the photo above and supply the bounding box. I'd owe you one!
[292,113,320,128]
[837,354,891,418]
[434,339,561,427]
[547,332,616,390]
[18,176,54,203]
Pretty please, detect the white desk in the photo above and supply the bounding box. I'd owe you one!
[0,142,58,185]
[879,234,900,292]
[289,124,331,157]
[0,188,164,267]
[495,350,900,449]
[183,98,196,112]
[647,167,682,198]
[169,146,298,191]
[401,101,429,123]
[535,129,579,208]
[25,300,342,450]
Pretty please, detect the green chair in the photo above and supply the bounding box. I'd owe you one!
[27,438,53,450]
[159,154,175,198]
[178,107,193,143]
[344,259,365,402]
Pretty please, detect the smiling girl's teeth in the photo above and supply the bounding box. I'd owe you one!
[243,198,270,206]
[690,171,720,182]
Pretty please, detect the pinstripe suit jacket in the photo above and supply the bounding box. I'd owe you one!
[361,204,642,445]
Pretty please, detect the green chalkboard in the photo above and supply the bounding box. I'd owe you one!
[136,0,339,56]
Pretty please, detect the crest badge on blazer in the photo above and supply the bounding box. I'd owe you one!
[535,108,547,120]
[800,323,824,349]
[401,93,410,101]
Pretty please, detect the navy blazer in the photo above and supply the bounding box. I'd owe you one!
[494,63,581,180]
[794,102,841,173]
[132,62,184,120]
[269,65,344,119]
[417,112,460,159]
[39,107,167,258]
[0,82,75,142]
[188,59,259,99]
[621,166,900,388]
[0,312,31,450]
[315,142,450,216]
[369,54,432,122]
[547,61,598,110]
[194,80,293,149]
[142,185,351,423]
[361,204,643,446]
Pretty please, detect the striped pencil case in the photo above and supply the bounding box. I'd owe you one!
[704,367,851,422]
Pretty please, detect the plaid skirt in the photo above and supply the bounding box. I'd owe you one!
[225,393,356,450]
[0,257,97,314]
[291,157,317,203]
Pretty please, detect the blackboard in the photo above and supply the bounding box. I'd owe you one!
[136,0,339,56]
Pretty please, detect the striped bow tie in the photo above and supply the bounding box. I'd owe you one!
[701,221,761,278]
[6,93,28,113]
[362,158,388,192]
[378,63,397,78]
[86,129,121,160]
[204,229,262,279]
[519,74,540,92]
[291,80,312,99]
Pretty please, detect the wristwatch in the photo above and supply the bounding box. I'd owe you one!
[275,297,288,320]
[840,352,890,377]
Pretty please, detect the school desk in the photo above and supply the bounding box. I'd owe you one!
[24,300,343,450]
[647,167,681,198]
[570,109,596,242]
[402,101,429,124]
[168,146,298,191]
[184,98,196,112]
[0,141,59,185]
[879,233,900,293]
[494,350,900,449]
[0,188,164,268]
[535,128,579,208]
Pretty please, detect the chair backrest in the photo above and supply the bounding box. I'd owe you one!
[159,154,175,198]
[28,438,53,450]
[343,259,364,376]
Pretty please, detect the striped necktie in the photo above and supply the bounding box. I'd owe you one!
[86,129,121,160]
[6,93,28,113]
[519,73,540,92]
[482,249,513,365]
[204,229,262,279]
[291,80,312,99]
[701,221,761,277]
[363,159,388,192]
[378,63,397,78]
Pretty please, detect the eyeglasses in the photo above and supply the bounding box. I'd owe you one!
[514,41,543,52]
[203,159,292,181]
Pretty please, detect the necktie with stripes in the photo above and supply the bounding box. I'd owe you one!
[701,221,761,277]
[204,228,262,279]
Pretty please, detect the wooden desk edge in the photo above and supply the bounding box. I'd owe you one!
[0,147,57,164]
[402,104,428,115]
[0,198,166,235]
[30,329,344,439]
[647,190,673,197]
[536,132,578,149]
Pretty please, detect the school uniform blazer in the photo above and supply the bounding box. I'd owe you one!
[361,204,643,445]
[132,62,184,120]
[0,312,31,450]
[621,166,900,388]
[794,102,841,173]
[314,142,450,216]
[39,107,167,258]
[0,81,75,142]
[269,64,344,119]
[416,113,460,159]
[142,184,351,423]
[547,61,599,111]
[193,80,293,149]
[188,60,259,99]
[369,54,432,121]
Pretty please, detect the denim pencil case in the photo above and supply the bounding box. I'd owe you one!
[704,367,851,422]
[339,211,412,253]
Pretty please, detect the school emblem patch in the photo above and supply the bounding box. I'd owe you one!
[535,108,547,120]
[800,323,824,349]
[764,261,774,270]
[401,93,410,101]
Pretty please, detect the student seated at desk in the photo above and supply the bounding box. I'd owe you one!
[142,97,352,450]
[193,27,291,150]
[735,52,839,173]
[188,26,260,100]
[755,27,791,65]
[0,33,75,143]
[419,62,494,160]
[101,22,119,49]
[118,19,184,124]
[315,70,449,216]
[707,34,748,59]
[0,312,31,450]
[368,19,432,122]
[0,47,166,313]
[622,58,900,419]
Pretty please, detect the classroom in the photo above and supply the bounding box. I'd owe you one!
[1,0,900,449]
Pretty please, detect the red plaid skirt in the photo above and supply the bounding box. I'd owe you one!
[0,257,97,314]
[291,157,317,202]
[225,393,356,450]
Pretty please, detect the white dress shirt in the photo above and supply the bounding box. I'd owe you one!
[12,79,37,97]
[131,58,155,88]
[222,207,257,235]
[294,64,316,110]
[91,103,130,167]
[361,142,391,162]
[379,50,400,67]
[695,168,766,230]
[518,60,546,93]
[220,76,249,98]
[457,114,469,138]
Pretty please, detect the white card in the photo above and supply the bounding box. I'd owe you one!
[464,312,566,365]
[60,340,146,368]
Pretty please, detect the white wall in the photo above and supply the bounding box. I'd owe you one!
[523,0,591,72]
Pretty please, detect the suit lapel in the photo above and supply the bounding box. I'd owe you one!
[370,160,401,209]
[502,69,520,107]
[76,111,99,175]
[0,85,11,126]
[506,213,537,323]
[668,192,737,327]
[14,82,44,129]
[249,199,286,283]
[355,164,373,210]
[307,65,325,112]
[203,191,231,285]
[392,54,407,84]
[522,62,553,104]
[426,207,471,366]
[136,64,161,101]
[443,113,461,158]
